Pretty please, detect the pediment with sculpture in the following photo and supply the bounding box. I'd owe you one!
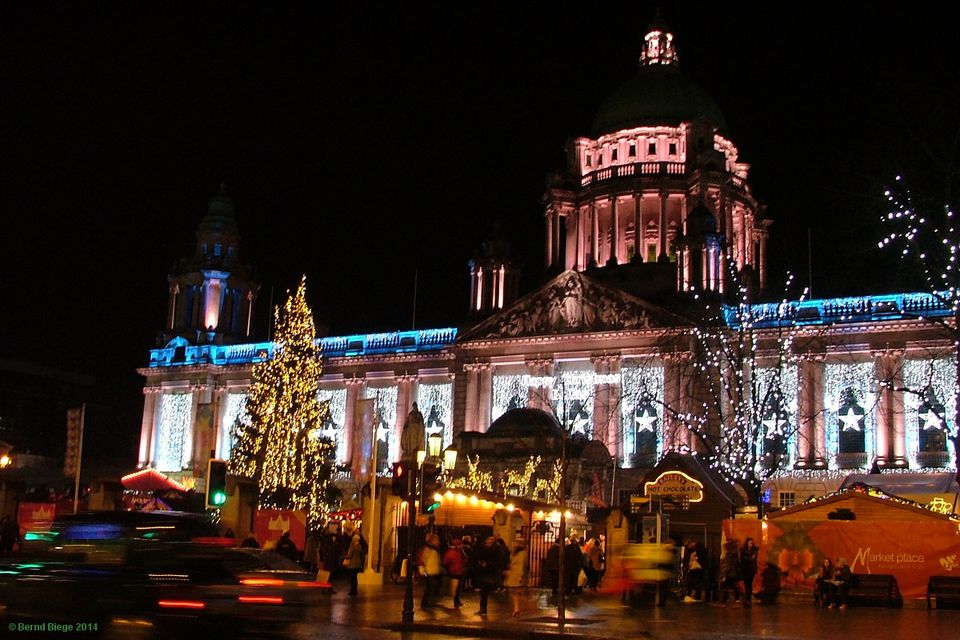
[463,270,681,340]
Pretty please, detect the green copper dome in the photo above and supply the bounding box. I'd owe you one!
[591,65,727,138]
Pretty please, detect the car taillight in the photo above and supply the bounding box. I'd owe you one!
[158,600,206,610]
[295,581,325,588]
[238,596,284,605]
[240,578,285,587]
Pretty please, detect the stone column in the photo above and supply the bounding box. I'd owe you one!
[477,363,493,432]
[139,386,160,467]
[662,356,681,453]
[607,197,619,266]
[658,191,669,261]
[758,231,768,291]
[211,383,227,460]
[873,352,892,467]
[590,355,621,459]
[554,210,563,270]
[526,358,553,412]
[797,355,825,468]
[545,210,554,269]
[344,376,365,467]
[188,382,209,471]
[463,364,479,432]
[631,192,642,263]
[396,374,418,451]
[590,200,599,267]
[576,206,585,270]
[872,349,908,467]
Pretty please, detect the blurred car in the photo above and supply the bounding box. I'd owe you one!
[1,515,327,637]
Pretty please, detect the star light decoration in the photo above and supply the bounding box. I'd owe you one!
[229,276,335,529]
[837,406,865,432]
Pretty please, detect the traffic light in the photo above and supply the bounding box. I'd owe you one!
[419,462,442,514]
[392,461,413,498]
[206,459,228,508]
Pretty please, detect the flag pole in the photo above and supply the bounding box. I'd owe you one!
[72,404,86,514]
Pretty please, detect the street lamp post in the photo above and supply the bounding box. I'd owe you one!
[401,435,456,625]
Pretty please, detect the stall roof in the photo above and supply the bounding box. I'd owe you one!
[768,482,959,523]
[121,468,188,492]
[840,472,959,494]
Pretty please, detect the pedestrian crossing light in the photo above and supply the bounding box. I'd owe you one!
[206,458,228,508]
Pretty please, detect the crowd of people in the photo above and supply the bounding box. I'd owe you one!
[419,533,529,615]
[679,537,782,607]
[541,533,606,595]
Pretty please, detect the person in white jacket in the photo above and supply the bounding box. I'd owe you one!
[419,533,442,609]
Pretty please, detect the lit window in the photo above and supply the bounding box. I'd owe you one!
[778,492,796,508]
[214,244,222,257]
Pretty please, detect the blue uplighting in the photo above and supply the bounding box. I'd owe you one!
[723,291,951,329]
[148,327,458,368]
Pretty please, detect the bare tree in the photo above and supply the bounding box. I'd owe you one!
[879,178,960,467]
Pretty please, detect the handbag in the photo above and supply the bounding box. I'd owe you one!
[577,569,588,587]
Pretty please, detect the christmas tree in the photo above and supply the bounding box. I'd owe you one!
[230,276,335,527]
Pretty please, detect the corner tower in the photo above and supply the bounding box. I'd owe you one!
[544,17,769,295]
[162,187,260,346]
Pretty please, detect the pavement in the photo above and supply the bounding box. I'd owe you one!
[311,581,960,640]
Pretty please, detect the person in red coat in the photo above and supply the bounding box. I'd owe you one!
[443,538,467,608]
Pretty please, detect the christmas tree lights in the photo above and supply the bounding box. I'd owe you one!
[229,276,335,528]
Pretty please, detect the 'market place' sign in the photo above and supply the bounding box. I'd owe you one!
[643,470,704,503]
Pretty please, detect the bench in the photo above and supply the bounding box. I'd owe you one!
[927,576,960,609]
[848,574,902,608]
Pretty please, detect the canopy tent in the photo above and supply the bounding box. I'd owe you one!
[121,468,189,492]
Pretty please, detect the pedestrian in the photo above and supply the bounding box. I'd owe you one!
[563,534,583,595]
[419,533,442,608]
[504,540,528,616]
[343,533,365,596]
[318,532,340,585]
[830,557,852,610]
[585,537,603,590]
[543,541,560,594]
[303,532,320,572]
[814,558,835,607]
[275,531,299,562]
[740,537,759,607]
[717,540,742,607]
[460,535,475,591]
[472,536,502,615]
[443,537,467,608]
[683,539,706,603]
[495,537,510,591]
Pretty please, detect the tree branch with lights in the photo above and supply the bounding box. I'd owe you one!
[879,177,960,467]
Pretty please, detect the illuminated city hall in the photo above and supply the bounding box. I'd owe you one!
[136,21,957,514]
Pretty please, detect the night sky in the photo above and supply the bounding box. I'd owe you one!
[2,3,958,465]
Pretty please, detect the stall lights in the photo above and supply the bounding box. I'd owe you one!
[506,504,515,512]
